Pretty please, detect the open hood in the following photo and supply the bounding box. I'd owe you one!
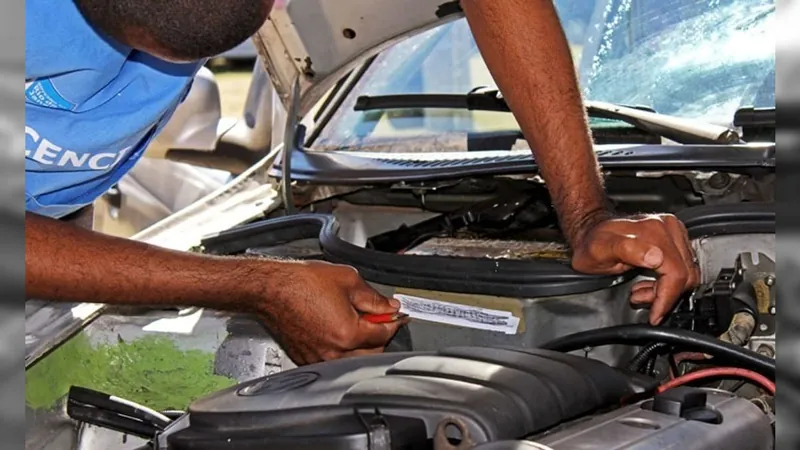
[253,0,464,116]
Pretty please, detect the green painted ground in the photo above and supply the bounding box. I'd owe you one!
[26,333,236,412]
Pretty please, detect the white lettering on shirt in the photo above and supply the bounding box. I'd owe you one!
[25,125,135,171]
[32,139,61,164]
[88,153,118,170]
[58,150,90,167]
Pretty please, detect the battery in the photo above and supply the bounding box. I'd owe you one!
[368,237,642,368]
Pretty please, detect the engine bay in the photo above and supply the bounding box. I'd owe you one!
[154,347,773,450]
[67,169,777,449]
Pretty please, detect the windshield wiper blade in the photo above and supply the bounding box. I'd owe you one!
[733,106,775,143]
[734,106,775,128]
[354,90,742,145]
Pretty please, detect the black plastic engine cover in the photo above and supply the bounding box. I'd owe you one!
[165,347,643,450]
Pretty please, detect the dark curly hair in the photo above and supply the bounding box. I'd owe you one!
[73,0,274,60]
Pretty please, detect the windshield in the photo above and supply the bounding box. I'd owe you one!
[315,0,775,149]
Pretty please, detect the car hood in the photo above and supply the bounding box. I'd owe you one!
[253,0,463,116]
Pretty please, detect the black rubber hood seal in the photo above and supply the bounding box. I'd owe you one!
[201,203,773,298]
[202,213,624,298]
[678,203,775,239]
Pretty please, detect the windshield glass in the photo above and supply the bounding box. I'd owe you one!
[315,0,775,150]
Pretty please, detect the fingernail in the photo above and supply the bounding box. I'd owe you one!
[389,298,401,309]
[644,248,663,268]
[650,316,663,326]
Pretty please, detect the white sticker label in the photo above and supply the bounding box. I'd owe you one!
[395,294,520,335]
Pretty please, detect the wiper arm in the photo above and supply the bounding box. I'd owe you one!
[354,90,742,145]
[586,99,742,145]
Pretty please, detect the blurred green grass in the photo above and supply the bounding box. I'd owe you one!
[26,333,235,412]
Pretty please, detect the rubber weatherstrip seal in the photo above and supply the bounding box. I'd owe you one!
[201,203,774,299]
[676,202,775,239]
[201,214,627,298]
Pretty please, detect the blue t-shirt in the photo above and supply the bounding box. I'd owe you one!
[25,0,205,219]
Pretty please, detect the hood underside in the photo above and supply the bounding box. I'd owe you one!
[253,0,463,115]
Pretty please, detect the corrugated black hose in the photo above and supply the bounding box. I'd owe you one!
[627,342,669,373]
[644,353,658,377]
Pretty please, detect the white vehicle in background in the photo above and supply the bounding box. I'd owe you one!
[217,39,258,62]
[94,32,263,238]
[94,59,281,237]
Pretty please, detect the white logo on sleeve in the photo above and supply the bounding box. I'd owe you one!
[25,125,134,170]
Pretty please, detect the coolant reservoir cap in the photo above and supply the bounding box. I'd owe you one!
[648,386,723,424]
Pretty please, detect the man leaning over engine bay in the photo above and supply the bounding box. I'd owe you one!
[25,0,700,365]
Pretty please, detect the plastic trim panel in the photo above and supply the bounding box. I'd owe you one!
[269,144,775,184]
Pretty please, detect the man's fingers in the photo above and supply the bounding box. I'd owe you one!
[632,280,655,291]
[631,287,656,304]
[630,280,656,304]
[355,318,405,349]
[664,217,700,290]
[645,226,690,325]
[649,256,690,325]
[607,234,687,325]
[609,235,664,270]
[350,286,405,348]
[351,287,401,314]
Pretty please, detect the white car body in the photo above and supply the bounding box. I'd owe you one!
[25,2,777,449]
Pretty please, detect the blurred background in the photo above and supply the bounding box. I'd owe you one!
[2,0,27,445]
[776,1,799,448]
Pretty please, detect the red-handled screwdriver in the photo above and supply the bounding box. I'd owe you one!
[362,312,409,324]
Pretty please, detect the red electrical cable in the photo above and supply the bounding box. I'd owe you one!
[657,367,776,395]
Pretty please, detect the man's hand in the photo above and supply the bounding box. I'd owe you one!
[571,215,701,325]
[27,212,404,366]
[253,261,407,365]
[461,0,699,325]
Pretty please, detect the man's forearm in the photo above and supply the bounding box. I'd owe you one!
[461,0,609,247]
[26,212,286,310]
